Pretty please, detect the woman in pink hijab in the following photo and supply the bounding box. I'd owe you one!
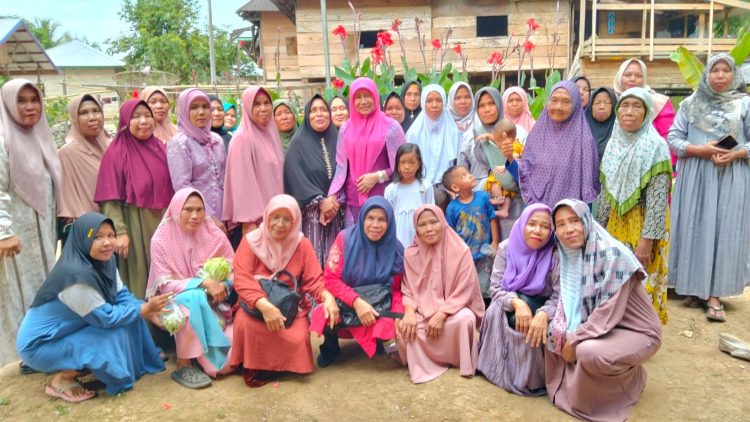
[396,204,485,383]
[502,87,536,136]
[327,77,406,227]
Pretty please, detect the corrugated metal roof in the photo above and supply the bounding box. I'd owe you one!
[46,40,125,68]
[0,18,59,75]
[237,0,280,14]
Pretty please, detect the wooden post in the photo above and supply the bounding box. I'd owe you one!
[579,0,586,57]
[698,13,705,39]
[642,0,648,47]
[723,9,729,37]
[592,0,597,62]
[708,0,715,57]
[649,0,655,61]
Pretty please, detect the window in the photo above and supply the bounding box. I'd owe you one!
[477,16,508,37]
[359,30,379,48]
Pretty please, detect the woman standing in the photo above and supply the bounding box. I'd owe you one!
[458,87,504,190]
[142,86,178,144]
[446,82,476,141]
[502,87,535,137]
[273,99,298,152]
[401,80,422,133]
[0,79,61,367]
[95,99,174,299]
[209,95,232,147]
[668,54,750,322]
[330,95,349,129]
[574,76,592,109]
[382,92,406,128]
[584,87,617,162]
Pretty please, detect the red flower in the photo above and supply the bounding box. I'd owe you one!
[132,90,139,98]
[391,18,402,32]
[371,46,384,65]
[332,25,348,41]
[523,40,535,53]
[527,18,540,32]
[332,78,345,90]
[377,31,394,48]
[453,43,462,55]
[487,51,503,66]
[239,40,246,47]
[431,38,442,50]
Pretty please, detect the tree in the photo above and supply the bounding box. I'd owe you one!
[26,18,72,49]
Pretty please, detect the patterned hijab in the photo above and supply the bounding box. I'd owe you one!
[600,87,672,216]
[446,82,476,133]
[246,194,303,273]
[501,204,555,296]
[502,86,535,134]
[141,86,178,143]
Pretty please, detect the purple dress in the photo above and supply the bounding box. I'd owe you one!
[166,132,226,218]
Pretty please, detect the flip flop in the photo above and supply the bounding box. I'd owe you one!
[719,333,750,361]
[706,304,726,323]
[683,296,705,309]
[44,382,96,403]
[171,366,212,389]
[19,362,38,375]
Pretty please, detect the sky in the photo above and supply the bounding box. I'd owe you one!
[4,0,251,50]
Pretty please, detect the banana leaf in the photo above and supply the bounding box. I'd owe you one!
[729,31,750,66]
[669,47,704,90]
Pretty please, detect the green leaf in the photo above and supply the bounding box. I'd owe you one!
[439,62,452,84]
[490,79,501,89]
[418,72,432,86]
[323,87,335,103]
[406,67,419,83]
[360,58,371,77]
[729,31,750,66]
[669,47,704,90]
[335,66,356,85]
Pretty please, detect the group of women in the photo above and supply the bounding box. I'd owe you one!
[0,52,747,421]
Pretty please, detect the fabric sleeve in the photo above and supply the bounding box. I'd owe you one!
[666,107,690,158]
[423,183,435,205]
[505,160,519,183]
[384,183,396,205]
[567,276,638,346]
[100,201,128,235]
[445,202,458,229]
[400,271,417,311]
[298,239,327,300]
[323,233,359,307]
[232,237,269,310]
[642,172,669,240]
[489,241,517,309]
[60,285,144,328]
[166,139,194,192]
[742,97,750,159]
[537,254,560,320]
[385,123,407,177]
[457,138,472,168]
[58,284,107,317]
[0,136,13,239]
[327,127,348,199]
[595,190,611,228]
[438,248,482,316]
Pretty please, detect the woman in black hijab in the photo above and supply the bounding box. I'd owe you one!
[584,87,617,161]
[401,80,422,133]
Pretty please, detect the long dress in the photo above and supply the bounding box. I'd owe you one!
[477,242,559,396]
[384,179,435,248]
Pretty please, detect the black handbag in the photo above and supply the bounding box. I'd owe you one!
[240,270,301,328]
[337,283,403,327]
[506,293,549,329]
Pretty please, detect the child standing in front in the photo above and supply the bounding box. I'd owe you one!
[385,143,435,247]
[442,165,499,299]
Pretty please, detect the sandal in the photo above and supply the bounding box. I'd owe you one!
[44,382,96,403]
[170,366,212,389]
[683,296,705,309]
[706,304,727,323]
[19,362,38,375]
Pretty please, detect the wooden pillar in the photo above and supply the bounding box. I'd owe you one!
[592,0,597,62]
[649,0,655,61]
[723,9,729,37]
[579,0,586,56]
[708,1,715,57]
[641,0,648,47]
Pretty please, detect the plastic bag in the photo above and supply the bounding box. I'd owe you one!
[160,295,186,335]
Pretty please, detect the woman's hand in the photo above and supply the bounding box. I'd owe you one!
[491,166,506,179]
[689,141,732,160]
[211,217,227,234]
[712,148,747,167]
[353,297,379,327]
[355,172,381,194]
[398,308,418,342]
[500,137,515,162]
[140,292,171,318]
[319,196,340,226]
[425,311,446,339]
[321,291,340,330]
[512,298,533,335]
[526,311,548,347]
[115,233,129,259]
[202,279,227,304]
[635,238,654,267]
[0,236,21,258]
[561,340,577,364]
[256,298,286,332]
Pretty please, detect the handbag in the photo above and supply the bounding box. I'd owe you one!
[240,270,301,328]
[506,293,549,329]
[337,283,403,327]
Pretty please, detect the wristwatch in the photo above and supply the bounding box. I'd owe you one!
[377,170,387,184]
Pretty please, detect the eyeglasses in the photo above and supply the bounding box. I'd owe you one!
[270,215,294,225]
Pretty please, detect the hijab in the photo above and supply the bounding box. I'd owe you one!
[446,82,476,133]
[502,86,536,134]
[584,87,618,161]
[223,102,239,132]
[342,196,405,287]
[273,99,298,151]
[246,194,303,273]
[146,188,235,298]
[613,58,670,116]
[208,95,228,135]
[222,86,285,224]
[58,94,110,218]
[94,99,174,209]
[600,88,672,216]
[406,84,463,185]
[520,81,600,208]
[382,91,405,124]
[177,88,217,145]
[284,94,338,207]
[403,205,484,322]
[0,79,62,216]
[141,86,178,143]
[501,204,555,296]
[31,213,119,307]
[400,80,422,132]
[473,87,505,168]
[574,76,591,108]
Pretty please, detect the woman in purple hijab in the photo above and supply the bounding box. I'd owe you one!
[95,99,174,298]
[503,81,599,208]
[477,203,560,396]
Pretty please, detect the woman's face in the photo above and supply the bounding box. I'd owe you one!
[89,222,116,262]
[224,107,237,130]
[353,89,375,116]
[210,99,225,128]
[708,60,733,93]
[621,62,645,91]
[591,92,613,122]
[416,210,442,246]
[363,208,388,242]
[547,89,574,123]
[384,97,405,123]
[453,86,472,118]
[77,100,104,140]
[180,194,205,232]
[575,79,590,107]
[506,93,524,119]
[251,92,272,126]
[330,97,349,128]
[129,104,155,141]
[477,93,499,126]
[523,211,552,250]
[309,98,331,133]
[274,104,296,132]
[404,84,421,111]
[554,206,585,250]
[424,91,444,120]
[188,98,211,128]
[147,92,170,123]
[16,86,42,127]
[617,97,647,132]
[268,208,294,240]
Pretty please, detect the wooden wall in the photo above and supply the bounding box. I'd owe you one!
[259,11,300,81]
[581,58,686,90]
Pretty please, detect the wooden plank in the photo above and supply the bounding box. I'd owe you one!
[592,0,597,61]
[431,0,510,17]
[595,3,723,11]
[649,0,655,61]
[579,0,586,55]
[708,1,715,56]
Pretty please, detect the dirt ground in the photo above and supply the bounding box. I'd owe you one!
[2,290,750,422]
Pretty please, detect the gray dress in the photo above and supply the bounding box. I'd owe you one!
[667,96,750,298]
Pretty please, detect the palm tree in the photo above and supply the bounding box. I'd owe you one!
[27,18,72,49]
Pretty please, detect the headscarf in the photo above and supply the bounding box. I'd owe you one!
[679,53,747,141]
[176,88,216,145]
[381,91,405,124]
[550,199,644,352]
[208,94,228,136]
[400,80,422,132]
[473,87,505,168]
[501,204,555,296]
[58,94,110,218]
[141,86,178,143]
[585,87,618,161]
[31,213,119,307]
[403,205,484,323]
[330,95,349,128]
[446,82,476,133]
[222,86,284,224]
[613,58,670,117]
[273,99,298,151]
[406,84,462,185]
[223,102,239,132]
[502,86,536,134]
[246,194,303,273]
[574,76,591,108]
[342,196,404,287]
[600,87,672,216]
[94,99,174,209]
[0,79,62,216]
[520,81,600,208]
[284,94,338,207]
